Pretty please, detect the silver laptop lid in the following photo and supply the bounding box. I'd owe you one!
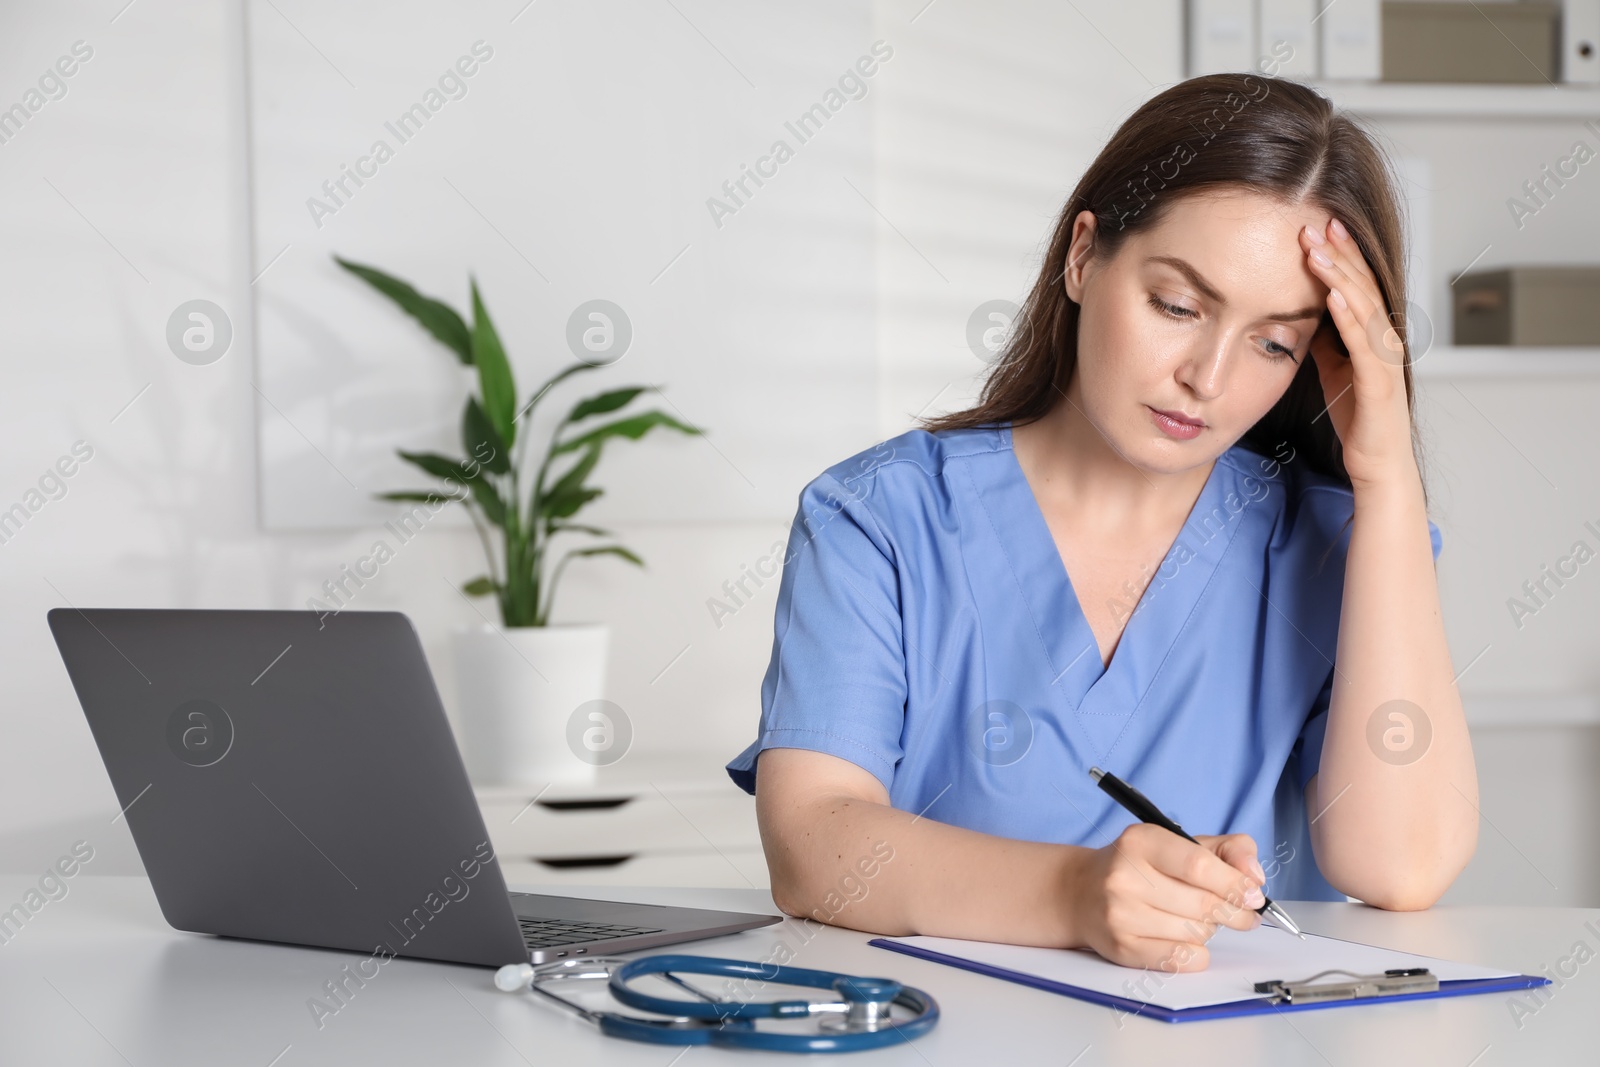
[49,608,530,967]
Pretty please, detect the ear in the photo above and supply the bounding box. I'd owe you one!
[1061,210,1098,303]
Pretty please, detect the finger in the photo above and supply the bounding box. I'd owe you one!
[1138,865,1262,934]
[1324,217,1381,293]
[1326,283,1409,382]
[1307,244,1378,335]
[1118,893,1223,945]
[1302,222,1388,349]
[1319,280,1385,376]
[1306,236,1411,372]
[1303,219,1381,305]
[1205,847,1269,932]
[1205,833,1265,885]
[1140,831,1267,920]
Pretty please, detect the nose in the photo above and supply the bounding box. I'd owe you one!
[1175,337,1229,402]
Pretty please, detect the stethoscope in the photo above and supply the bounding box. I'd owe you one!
[494,953,940,1053]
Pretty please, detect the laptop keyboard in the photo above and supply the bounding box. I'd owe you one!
[518,916,665,949]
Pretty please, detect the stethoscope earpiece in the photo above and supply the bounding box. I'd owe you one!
[494,962,534,992]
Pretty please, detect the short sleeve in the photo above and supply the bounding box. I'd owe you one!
[1293,667,1333,790]
[1293,517,1441,788]
[725,471,908,795]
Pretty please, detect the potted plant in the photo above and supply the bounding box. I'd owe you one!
[335,256,703,784]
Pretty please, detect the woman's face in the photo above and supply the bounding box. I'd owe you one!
[1062,189,1334,476]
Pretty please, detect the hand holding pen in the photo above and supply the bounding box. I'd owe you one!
[1090,766,1304,939]
[1061,767,1303,972]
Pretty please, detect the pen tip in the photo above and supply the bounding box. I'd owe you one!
[1089,766,1104,781]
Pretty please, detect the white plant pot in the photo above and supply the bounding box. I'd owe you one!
[451,622,610,787]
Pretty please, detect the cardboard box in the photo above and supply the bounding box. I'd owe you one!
[1453,266,1600,345]
[1383,1,1562,83]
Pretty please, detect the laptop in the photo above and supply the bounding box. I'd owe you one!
[48,608,780,967]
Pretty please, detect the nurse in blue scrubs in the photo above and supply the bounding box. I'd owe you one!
[727,73,1479,972]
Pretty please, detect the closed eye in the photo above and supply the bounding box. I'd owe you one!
[1148,294,1196,320]
[1146,294,1297,362]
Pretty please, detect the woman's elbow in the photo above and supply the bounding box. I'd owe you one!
[1332,842,1478,911]
[768,866,822,922]
[1357,879,1448,912]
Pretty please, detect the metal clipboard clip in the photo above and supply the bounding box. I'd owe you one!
[1253,967,1438,1005]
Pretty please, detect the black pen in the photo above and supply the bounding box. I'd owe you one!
[1088,766,1305,940]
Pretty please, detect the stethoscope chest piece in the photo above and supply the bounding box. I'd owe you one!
[494,953,939,1053]
[818,975,901,1032]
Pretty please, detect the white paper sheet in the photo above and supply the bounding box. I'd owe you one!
[885,923,1520,1011]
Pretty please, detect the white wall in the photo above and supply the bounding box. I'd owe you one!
[2,0,1596,903]
[0,0,826,866]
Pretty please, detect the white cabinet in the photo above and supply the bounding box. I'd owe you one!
[474,752,771,890]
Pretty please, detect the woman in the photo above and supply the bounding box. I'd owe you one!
[725,73,1478,972]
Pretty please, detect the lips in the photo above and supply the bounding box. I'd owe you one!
[1150,406,1205,428]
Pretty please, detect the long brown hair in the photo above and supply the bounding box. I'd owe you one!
[918,72,1428,507]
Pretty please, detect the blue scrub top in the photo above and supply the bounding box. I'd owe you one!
[727,421,1442,903]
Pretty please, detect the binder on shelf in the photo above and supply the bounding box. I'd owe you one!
[1319,0,1380,81]
[1259,0,1319,78]
[1188,0,1257,76]
[1563,0,1600,84]
[870,923,1549,1024]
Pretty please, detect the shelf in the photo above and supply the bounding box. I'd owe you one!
[1311,81,1600,119]
[1467,694,1600,729]
[469,750,742,798]
[499,848,769,889]
[1413,345,1600,378]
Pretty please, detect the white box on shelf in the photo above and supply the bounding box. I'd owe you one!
[1258,0,1319,77]
[1564,0,1600,84]
[1319,0,1380,81]
[1188,0,1257,75]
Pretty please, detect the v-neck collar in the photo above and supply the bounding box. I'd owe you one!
[971,421,1248,721]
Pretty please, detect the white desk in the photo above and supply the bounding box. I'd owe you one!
[1,877,1594,1064]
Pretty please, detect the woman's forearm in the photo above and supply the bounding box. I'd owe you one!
[1310,467,1479,908]
[755,750,1087,946]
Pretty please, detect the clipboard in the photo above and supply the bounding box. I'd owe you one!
[869,923,1550,1023]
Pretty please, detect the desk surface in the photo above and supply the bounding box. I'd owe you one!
[1,876,1594,1064]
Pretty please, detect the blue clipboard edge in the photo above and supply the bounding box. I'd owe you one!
[868,937,1552,1024]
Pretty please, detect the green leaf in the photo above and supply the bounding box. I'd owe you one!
[565,386,649,424]
[461,576,497,596]
[469,278,517,448]
[462,398,510,475]
[514,362,598,426]
[544,443,602,507]
[377,490,461,505]
[397,450,477,483]
[396,450,503,524]
[548,522,612,538]
[545,485,603,520]
[566,544,645,567]
[334,257,471,364]
[470,479,507,526]
[538,542,642,624]
[550,410,703,456]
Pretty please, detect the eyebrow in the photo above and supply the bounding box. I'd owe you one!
[1146,255,1324,322]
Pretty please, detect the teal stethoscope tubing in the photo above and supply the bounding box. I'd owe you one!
[514,953,940,1052]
